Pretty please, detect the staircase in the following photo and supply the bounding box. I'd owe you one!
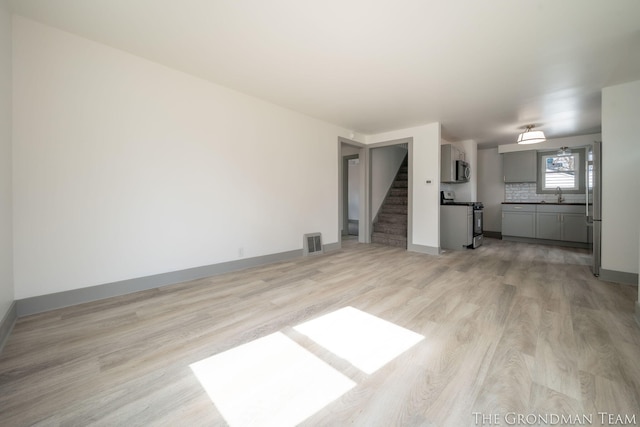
[371,156,408,248]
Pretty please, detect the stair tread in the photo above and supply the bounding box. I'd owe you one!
[375,216,406,222]
[373,228,407,235]
[377,221,407,226]
[385,197,408,205]
[377,217,407,225]
[381,206,407,213]
[375,215,406,221]
[371,231,407,240]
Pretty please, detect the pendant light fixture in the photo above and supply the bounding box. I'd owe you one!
[557,146,572,156]
[517,125,546,144]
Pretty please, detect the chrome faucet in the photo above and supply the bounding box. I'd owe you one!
[555,186,564,203]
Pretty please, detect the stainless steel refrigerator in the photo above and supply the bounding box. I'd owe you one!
[586,141,602,276]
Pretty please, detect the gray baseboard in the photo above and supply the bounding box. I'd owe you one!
[407,243,440,256]
[599,269,639,286]
[0,301,17,354]
[323,242,341,252]
[502,235,590,249]
[635,301,640,329]
[17,244,344,317]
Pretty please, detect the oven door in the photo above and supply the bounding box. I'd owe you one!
[473,209,483,236]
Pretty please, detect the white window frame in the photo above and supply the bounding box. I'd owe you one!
[536,148,585,194]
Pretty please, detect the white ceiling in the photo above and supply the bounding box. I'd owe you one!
[9,0,640,146]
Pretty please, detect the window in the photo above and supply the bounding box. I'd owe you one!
[536,148,585,194]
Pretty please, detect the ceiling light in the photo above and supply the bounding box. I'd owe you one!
[517,125,546,144]
[557,146,572,156]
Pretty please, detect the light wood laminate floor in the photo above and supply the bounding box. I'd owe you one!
[1,238,639,426]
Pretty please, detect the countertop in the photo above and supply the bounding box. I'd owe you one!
[502,202,586,205]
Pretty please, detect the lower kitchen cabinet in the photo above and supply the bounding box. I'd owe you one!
[440,205,473,250]
[536,205,588,243]
[536,212,562,240]
[503,204,589,245]
[502,205,536,238]
[561,213,589,243]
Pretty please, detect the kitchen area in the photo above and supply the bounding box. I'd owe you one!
[441,133,603,275]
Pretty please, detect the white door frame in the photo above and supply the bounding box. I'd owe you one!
[339,138,368,243]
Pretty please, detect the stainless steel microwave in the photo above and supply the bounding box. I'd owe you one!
[456,160,470,182]
[440,144,470,183]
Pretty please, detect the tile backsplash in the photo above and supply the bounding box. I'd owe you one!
[505,183,585,203]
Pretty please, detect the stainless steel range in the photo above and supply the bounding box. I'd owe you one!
[440,191,484,250]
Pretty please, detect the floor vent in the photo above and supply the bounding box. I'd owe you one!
[303,233,323,256]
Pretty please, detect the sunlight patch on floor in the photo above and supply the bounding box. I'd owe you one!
[190,332,356,427]
[294,306,424,374]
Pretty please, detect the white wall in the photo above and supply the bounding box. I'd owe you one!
[0,0,13,317]
[601,80,640,276]
[477,148,503,233]
[371,145,407,218]
[12,17,355,299]
[367,123,441,251]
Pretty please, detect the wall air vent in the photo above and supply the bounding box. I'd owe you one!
[303,233,323,256]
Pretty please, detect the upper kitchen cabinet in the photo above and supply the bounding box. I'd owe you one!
[442,143,465,162]
[503,151,536,183]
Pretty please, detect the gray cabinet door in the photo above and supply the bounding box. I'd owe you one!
[440,205,472,249]
[561,213,588,243]
[454,145,465,161]
[502,212,536,238]
[503,151,537,183]
[536,212,561,240]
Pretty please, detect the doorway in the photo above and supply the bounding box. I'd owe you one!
[343,155,360,236]
[339,138,367,243]
[369,143,409,248]
[339,137,413,247]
